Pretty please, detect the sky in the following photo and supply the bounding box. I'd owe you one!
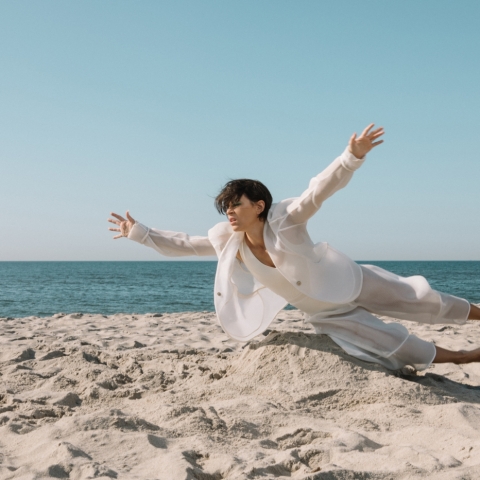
[1,1,479,261]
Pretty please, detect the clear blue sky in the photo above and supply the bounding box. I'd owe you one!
[1,1,479,260]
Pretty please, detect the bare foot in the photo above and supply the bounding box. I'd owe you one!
[434,346,480,364]
[458,348,480,364]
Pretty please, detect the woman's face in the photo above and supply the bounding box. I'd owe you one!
[226,195,264,232]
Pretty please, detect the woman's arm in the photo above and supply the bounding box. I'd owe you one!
[108,211,216,257]
[286,124,384,224]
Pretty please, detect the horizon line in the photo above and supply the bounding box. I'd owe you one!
[2,260,480,263]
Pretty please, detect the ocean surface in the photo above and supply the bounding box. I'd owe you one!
[1,261,479,318]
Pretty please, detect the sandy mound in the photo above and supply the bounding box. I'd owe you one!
[1,311,480,479]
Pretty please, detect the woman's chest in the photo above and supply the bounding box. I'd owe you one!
[243,245,276,268]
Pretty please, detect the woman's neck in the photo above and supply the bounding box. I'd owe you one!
[244,220,266,249]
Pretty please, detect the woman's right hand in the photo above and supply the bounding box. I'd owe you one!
[108,211,137,239]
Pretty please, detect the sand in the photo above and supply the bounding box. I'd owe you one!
[1,309,480,479]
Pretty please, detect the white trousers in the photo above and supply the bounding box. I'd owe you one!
[310,265,471,371]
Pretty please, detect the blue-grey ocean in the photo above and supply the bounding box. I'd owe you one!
[1,261,479,318]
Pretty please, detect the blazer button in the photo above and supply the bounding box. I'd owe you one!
[296,280,301,286]
[217,292,222,296]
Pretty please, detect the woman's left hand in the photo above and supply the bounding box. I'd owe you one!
[348,124,384,159]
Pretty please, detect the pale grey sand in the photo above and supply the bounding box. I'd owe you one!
[1,310,480,479]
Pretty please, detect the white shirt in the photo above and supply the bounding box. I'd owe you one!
[239,237,356,318]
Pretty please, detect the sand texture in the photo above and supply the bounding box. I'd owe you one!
[1,310,480,479]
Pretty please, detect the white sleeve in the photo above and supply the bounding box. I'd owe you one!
[286,147,365,224]
[128,222,216,257]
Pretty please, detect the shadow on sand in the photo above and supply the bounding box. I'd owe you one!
[252,330,480,405]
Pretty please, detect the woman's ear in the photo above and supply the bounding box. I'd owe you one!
[256,200,265,215]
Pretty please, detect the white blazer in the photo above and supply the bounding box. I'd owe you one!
[128,147,365,341]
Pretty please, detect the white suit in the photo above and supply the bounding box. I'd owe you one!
[128,148,470,370]
[129,148,364,340]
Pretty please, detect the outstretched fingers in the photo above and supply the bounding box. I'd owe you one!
[370,129,384,139]
[369,128,385,138]
[109,224,123,239]
[348,124,385,158]
[360,123,375,138]
[110,212,126,222]
[359,124,385,143]
[370,126,384,135]
[348,132,357,146]
[107,210,136,239]
[126,210,136,224]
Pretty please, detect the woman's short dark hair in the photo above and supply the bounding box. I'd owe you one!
[215,179,272,221]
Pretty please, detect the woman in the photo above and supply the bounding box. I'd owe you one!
[108,124,480,371]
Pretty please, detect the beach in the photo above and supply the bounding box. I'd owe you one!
[3,0,480,478]
[1,310,480,479]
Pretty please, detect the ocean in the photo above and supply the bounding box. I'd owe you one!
[1,261,479,318]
